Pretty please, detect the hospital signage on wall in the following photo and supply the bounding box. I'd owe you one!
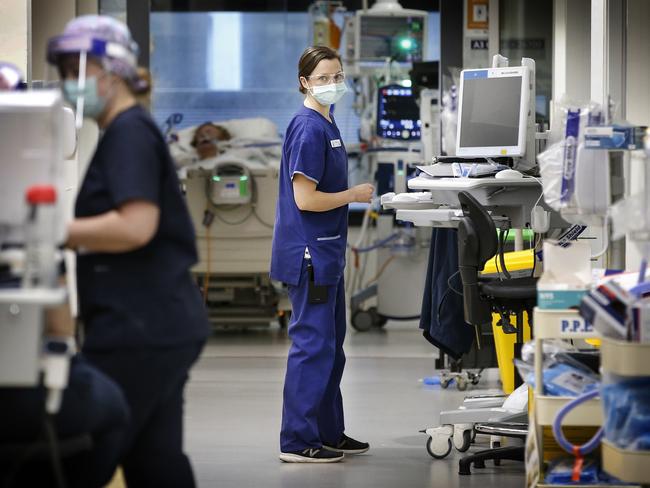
[467,0,489,30]
[470,39,488,50]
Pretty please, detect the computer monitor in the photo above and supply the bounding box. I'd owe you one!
[352,10,427,66]
[0,90,63,231]
[456,66,529,158]
[376,84,421,140]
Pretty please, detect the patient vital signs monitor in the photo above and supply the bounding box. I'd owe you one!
[456,67,530,158]
[342,5,428,72]
[358,15,425,62]
[376,84,421,140]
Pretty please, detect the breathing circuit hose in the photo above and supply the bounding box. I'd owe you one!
[552,388,603,456]
[350,233,400,254]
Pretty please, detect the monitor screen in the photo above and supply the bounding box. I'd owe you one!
[359,16,424,62]
[376,85,421,140]
[458,76,522,149]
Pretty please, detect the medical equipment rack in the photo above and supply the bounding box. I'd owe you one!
[531,308,606,488]
[599,338,650,485]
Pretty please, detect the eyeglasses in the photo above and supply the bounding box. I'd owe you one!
[307,72,346,85]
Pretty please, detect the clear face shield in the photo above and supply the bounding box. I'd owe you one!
[47,34,136,129]
[63,50,89,130]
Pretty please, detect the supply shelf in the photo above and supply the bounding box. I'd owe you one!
[602,440,650,484]
[533,308,599,340]
[535,395,602,427]
[532,307,604,485]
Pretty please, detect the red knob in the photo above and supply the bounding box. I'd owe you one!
[26,185,57,205]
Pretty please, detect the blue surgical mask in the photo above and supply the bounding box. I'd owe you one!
[63,76,107,120]
[310,82,348,106]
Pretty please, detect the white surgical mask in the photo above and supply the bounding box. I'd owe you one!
[309,82,348,106]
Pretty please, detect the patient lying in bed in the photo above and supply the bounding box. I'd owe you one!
[190,122,232,160]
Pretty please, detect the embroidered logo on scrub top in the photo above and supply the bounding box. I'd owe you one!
[330,139,342,148]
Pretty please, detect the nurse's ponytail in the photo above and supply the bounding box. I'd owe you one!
[131,67,152,96]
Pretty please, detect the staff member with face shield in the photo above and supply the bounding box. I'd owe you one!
[272,46,374,464]
[47,16,209,487]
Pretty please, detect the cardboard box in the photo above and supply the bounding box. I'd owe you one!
[537,241,591,309]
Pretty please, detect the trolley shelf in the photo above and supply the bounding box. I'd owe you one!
[602,440,650,484]
[533,308,599,340]
[534,395,603,426]
[601,338,650,377]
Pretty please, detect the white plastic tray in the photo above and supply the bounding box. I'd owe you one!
[602,440,650,484]
[601,338,650,377]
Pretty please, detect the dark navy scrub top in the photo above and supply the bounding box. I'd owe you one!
[270,105,348,287]
[75,105,210,351]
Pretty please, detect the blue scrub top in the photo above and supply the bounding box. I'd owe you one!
[270,105,349,287]
[75,105,210,351]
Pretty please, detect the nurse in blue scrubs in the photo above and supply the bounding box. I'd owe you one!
[272,46,374,463]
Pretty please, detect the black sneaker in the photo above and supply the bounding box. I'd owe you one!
[323,434,370,455]
[279,448,344,463]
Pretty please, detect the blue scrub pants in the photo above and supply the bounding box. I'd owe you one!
[281,259,347,452]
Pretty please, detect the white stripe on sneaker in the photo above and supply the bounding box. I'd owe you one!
[278,452,344,463]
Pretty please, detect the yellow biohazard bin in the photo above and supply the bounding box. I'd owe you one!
[482,250,534,394]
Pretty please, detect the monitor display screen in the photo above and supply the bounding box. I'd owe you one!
[359,16,424,62]
[458,76,523,148]
[376,85,421,140]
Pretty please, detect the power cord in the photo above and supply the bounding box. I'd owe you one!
[44,415,67,488]
[498,229,512,279]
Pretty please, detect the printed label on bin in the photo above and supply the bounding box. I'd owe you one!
[558,317,593,336]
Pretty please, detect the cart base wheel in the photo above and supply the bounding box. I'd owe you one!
[426,436,453,460]
[351,310,374,332]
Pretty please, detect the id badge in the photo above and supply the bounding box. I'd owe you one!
[307,262,328,304]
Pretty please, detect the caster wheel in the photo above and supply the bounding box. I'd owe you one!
[351,310,374,332]
[278,310,291,329]
[426,436,453,460]
[456,378,468,391]
[475,460,486,469]
[369,307,388,328]
[454,429,472,453]
[440,379,451,389]
[494,458,502,466]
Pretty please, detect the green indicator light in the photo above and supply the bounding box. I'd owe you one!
[399,38,413,50]
[397,170,405,176]
[212,176,221,182]
[240,175,249,181]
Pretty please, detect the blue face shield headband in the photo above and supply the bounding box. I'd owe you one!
[47,34,138,128]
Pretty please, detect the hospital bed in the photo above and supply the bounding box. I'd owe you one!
[168,118,287,327]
